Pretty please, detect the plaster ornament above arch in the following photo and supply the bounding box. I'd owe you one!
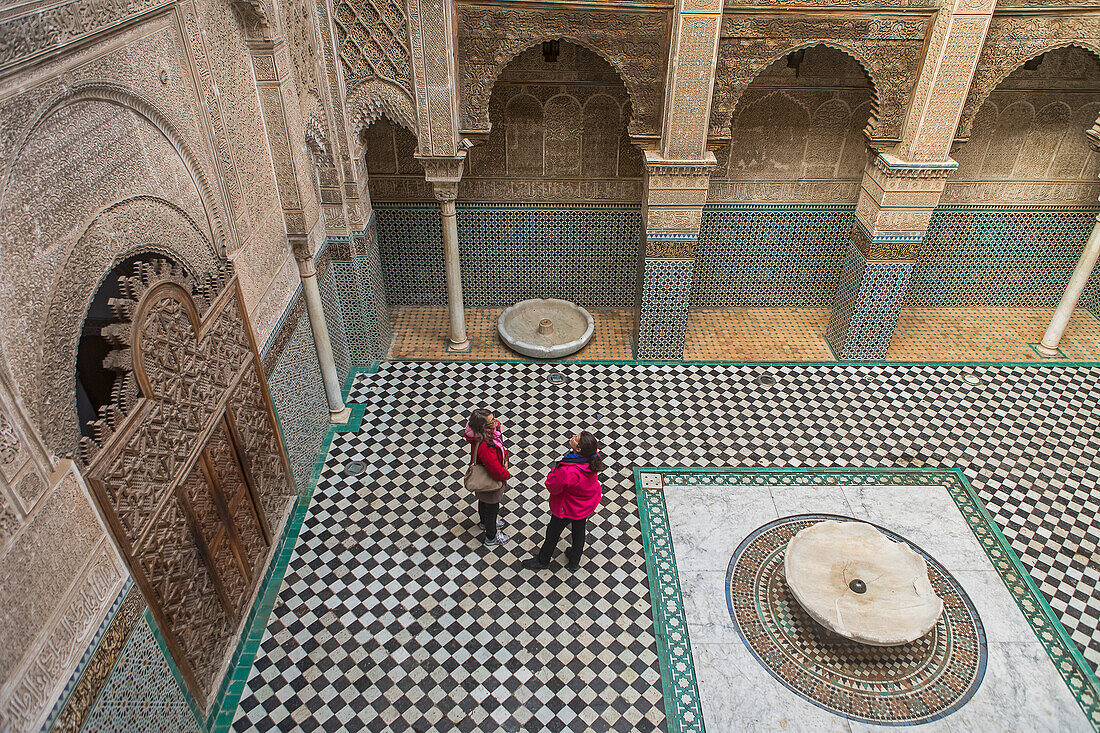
[957,17,1100,141]
[36,196,228,461]
[0,83,229,256]
[346,79,418,140]
[712,14,933,144]
[334,0,414,136]
[457,5,668,139]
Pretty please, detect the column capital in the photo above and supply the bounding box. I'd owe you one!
[417,152,466,186]
[643,150,717,178]
[853,153,957,256]
[869,153,957,181]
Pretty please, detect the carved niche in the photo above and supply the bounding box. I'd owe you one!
[712,12,934,144]
[333,0,418,133]
[957,14,1100,141]
[457,5,669,139]
[83,264,295,711]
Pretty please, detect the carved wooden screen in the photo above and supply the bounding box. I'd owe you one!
[85,275,295,711]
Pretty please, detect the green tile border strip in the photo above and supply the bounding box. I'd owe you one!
[636,466,1100,732]
[379,357,1100,367]
[632,469,705,733]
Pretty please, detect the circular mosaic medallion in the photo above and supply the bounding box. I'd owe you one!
[726,514,987,725]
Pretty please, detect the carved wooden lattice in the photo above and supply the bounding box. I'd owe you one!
[85,276,294,711]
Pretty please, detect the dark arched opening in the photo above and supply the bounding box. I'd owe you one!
[76,254,191,444]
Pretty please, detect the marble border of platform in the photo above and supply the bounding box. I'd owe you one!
[633,467,1100,733]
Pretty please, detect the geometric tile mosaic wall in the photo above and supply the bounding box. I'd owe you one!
[905,206,1100,316]
[638,258,694,360]
[691,205,855,308]
[826,243,914,360]
[79,616,201,732]
[376,204,641,309]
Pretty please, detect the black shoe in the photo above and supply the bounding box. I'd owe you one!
[565,560,581,571]
[523,557,552,571]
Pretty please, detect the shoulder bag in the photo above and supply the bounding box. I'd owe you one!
[464,440,504,503]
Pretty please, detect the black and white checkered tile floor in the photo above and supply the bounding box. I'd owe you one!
[234,361,1100,731]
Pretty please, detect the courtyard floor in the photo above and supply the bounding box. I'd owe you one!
[231,361,1100,731]
[387,306,1100,363]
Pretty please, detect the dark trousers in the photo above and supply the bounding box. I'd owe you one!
[478,500,499,540]
[537,515,587,565]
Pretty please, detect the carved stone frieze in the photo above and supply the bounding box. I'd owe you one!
[646,240,697,258]
[707,180,862,203]
[0,0,172,74]
[958,15,1100,140]
[457,5,669,138]
[852,225,923,260]
[713,12,933,143]
[724,0,934,6]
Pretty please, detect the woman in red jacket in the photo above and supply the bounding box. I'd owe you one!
[464,408,511,547]
[523,431,605,571]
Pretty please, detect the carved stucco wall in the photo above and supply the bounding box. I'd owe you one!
[907,45,1100,310]
[709,46,874,204]
[190,0,305,341]
[944,46,1100,206]
[0,14,230,460]
[456,4,669,140]
[368,42,644,204]
[712,11,933,146]
[0,1,313,728]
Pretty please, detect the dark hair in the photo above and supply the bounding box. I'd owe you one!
[468,408,494,441]
[575,431,606,473]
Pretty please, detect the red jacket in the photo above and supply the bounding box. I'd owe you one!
[465,434,510,481]
[546,462,601,520]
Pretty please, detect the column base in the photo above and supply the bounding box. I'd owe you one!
[1032,342,1065,358]
[329,407,352,425]
[446,338,472,353]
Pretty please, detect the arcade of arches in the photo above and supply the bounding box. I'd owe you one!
[1,0,1099,730]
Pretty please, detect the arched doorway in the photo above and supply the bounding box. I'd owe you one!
[893,46,1100,361]
[689,45,875,360]
[370,41,642,360]
[78,257,295,711]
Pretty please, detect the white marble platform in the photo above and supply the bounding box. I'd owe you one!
[662,476,1091,732]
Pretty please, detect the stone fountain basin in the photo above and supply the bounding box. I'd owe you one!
[497,298,595,359]
[784,520,944,646]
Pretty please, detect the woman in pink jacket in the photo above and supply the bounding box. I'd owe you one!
[523,431,605,572]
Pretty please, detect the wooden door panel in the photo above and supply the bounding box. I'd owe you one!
[85,276,296,711]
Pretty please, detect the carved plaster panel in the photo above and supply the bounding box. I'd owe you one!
[0,465,125,733]
[958,14,1100,140]
[713,12,933,143]
[334,0,417,135]
[457,5,669,138]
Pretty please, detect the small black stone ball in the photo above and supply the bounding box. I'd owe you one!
[849,578,867,594]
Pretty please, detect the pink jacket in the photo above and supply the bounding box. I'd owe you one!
[546,463,601,520]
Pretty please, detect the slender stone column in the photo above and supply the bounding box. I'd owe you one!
[296,256,351,424]
[419,155,470,351]
[1037,213,1100,356]
[437,188,470,351]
